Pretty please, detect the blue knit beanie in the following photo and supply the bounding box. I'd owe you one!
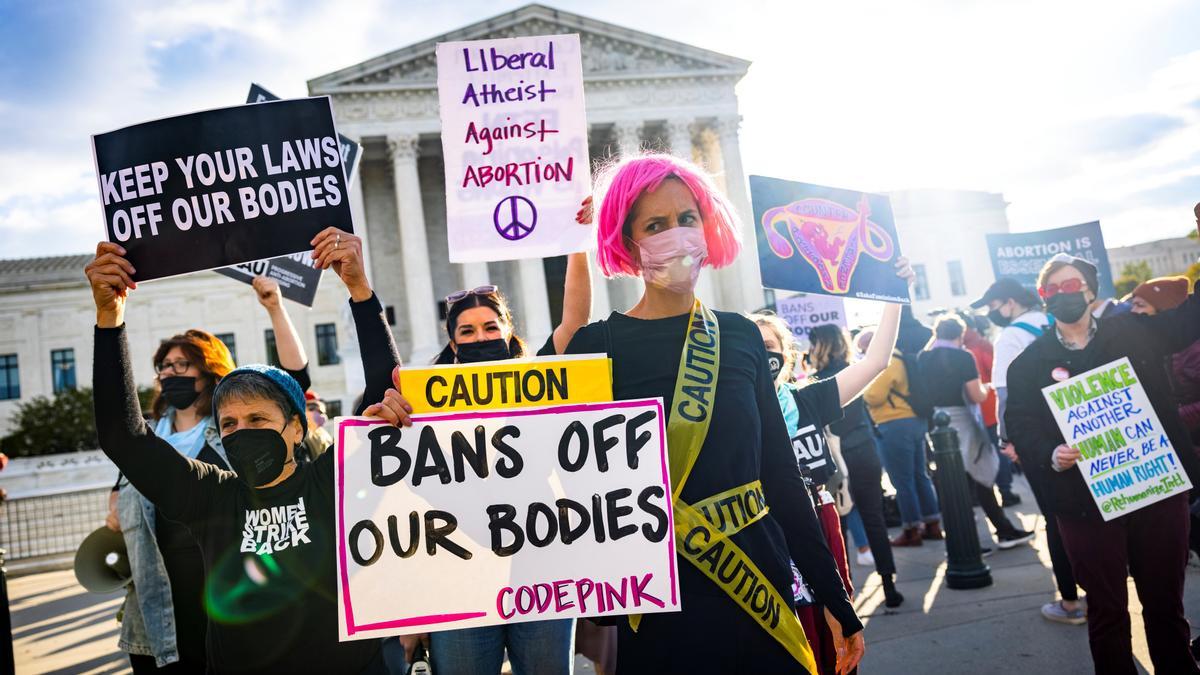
[213,365,308,435]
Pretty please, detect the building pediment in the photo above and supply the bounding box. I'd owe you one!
[308,3,749,95]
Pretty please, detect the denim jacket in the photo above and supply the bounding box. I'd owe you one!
[116,414,225,667]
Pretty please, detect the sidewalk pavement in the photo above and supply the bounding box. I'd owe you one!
[853,475,1200,674]
[8,475,1200,674]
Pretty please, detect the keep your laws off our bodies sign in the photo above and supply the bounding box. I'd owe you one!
[334,356,681,640]
[92,97,352,281]
[1042,357,1191,520]
[437,34,592,263]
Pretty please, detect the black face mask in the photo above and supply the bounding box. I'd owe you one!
[161,376,200,410]
[1046,292,1090,324]
[455,338,511,364]
[766,351,785,381]
[223,427,293,488]
[987,306,1012,328]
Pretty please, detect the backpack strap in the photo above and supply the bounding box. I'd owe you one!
[1010,321,1045,338]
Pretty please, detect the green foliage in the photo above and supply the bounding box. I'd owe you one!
[0,385,157,457]
[1185,262,1200,285]
[1,388,98,457]
[1114,276,1140,298]
[1119,260,1153,284]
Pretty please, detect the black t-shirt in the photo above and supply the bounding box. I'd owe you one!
[918,347,979,408]
[813,360,874,448]
[786,378,843,484]
[93,327,380,674]
[564,311,861,634]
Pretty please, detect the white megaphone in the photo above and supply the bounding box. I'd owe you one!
[74,527,132,593]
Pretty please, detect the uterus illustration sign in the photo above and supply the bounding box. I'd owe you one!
[751,176,910,303]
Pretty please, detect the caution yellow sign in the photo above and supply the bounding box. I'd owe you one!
[398,354,613,413]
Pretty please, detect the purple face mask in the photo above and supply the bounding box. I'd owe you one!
[634,226,708,294]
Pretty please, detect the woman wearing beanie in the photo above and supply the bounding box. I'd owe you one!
[86,242,384,673]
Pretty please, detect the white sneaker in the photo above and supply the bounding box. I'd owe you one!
[856,549,875,567]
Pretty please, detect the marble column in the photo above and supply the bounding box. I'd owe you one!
[341,154,369,396]
[346,152,372,285]
[611,121,646,309]
[459,263,490,291]
[714,116,764,311]
[613,120,643,157]
[388,134,440,363]
[666,118,718,307]
[516,258,553,347]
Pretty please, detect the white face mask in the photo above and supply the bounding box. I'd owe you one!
[635,227,708,294]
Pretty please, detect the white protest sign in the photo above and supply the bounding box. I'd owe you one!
[334,399,679,640]
[776,294,847,343]
[436,33,592,263]
[1042,356,1191,521]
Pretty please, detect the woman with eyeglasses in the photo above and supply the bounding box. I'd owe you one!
[1006,253,1200,675]
[102,279,312,674]
[308,199,594,675]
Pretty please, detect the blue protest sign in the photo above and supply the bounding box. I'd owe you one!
[984,222,1115,298]
[751,176,910,303]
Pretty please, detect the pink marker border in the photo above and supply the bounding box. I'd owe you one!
[336,398,676,636]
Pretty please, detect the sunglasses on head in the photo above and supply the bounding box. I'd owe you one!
[1039,277,1086,299]
[445,285,498,304]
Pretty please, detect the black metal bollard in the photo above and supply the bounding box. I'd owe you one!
[0,547,12,674]
[930,412,993,589]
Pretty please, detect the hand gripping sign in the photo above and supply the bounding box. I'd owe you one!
[334,356,680,640]
[1042,356,1192,520]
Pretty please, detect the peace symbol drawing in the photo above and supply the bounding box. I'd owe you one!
[493,195,538,241]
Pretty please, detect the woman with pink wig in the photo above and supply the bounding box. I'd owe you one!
[563,153,892,673]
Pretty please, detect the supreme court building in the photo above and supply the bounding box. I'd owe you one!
[0,4,765,434]
[308,3,764,363]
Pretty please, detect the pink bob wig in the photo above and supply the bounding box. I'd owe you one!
[594,152,742,277]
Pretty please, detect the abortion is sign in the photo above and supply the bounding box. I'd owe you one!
[985,222,1116,299]
[751,176,910,303]
[334,400,679,640]
[1042,357,1191,520]
[91,98,352,281]
[436,33,592,263]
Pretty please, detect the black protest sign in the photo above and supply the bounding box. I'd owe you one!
[92,97,352,281]
[215,251,324,307]
[247,83,361,183]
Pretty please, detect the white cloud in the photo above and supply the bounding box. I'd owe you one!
[3,0,1198,258]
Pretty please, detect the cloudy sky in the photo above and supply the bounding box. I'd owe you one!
[1,0,1197,259]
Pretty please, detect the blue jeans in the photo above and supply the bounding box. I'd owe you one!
[842,507,869,549]
[877,417,940,527]
[428,619,575,675]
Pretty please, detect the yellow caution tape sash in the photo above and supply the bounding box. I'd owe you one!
[396,354,612,413]
[629,300,815,673]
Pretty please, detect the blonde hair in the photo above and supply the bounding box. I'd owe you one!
[748,312,798,386]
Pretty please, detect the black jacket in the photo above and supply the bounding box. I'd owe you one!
[1005,294,1200,518]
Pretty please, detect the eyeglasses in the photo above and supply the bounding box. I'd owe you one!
[1039,278,1086,299]
[157,359,192,375]
[445,285,498,304]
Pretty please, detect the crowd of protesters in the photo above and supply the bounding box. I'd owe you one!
[81,143,1200,675]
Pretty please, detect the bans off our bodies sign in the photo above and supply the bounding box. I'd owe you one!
[436,34,592,263]
[1042,357,1191,520]
[334,399,678,640]
[92,98,352,281]
[396,354,614,414]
